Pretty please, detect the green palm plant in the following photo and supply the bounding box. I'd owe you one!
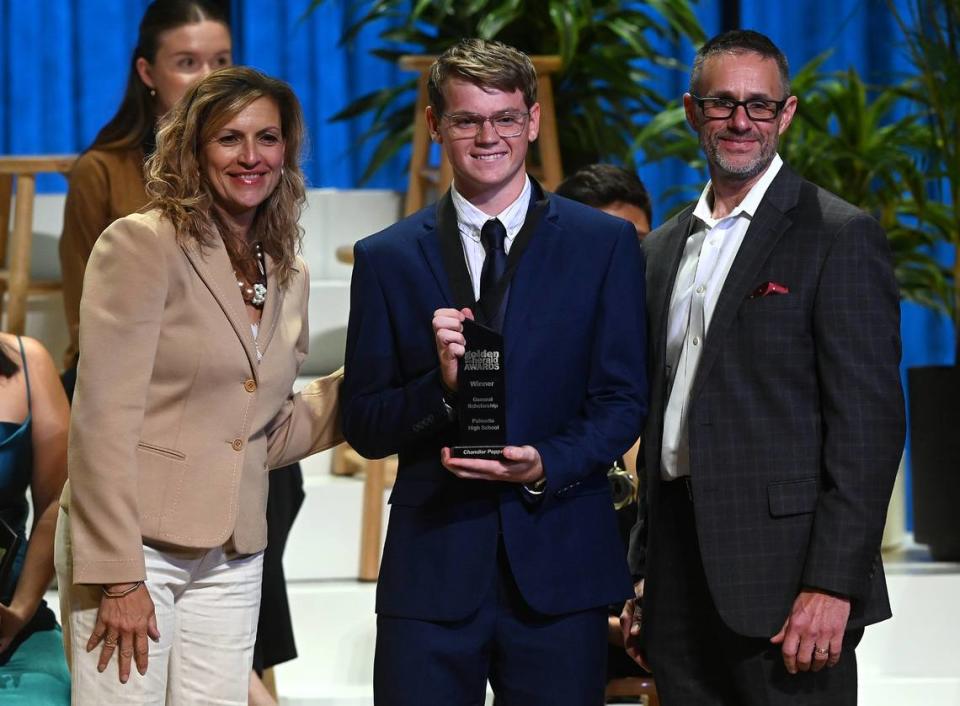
[781,56,953,316]
[307,0,705,182]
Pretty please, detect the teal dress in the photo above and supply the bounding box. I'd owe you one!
[0,338,70,704]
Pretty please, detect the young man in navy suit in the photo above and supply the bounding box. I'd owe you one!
[621,30,904,705]
[341,39,648,705]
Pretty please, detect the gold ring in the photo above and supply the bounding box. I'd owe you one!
[814,646,829,657]
[104,637,118,648]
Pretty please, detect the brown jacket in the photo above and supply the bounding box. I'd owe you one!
[64,209,342,585]
[59,147,149,367]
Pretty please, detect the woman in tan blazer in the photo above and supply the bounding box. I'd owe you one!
[54,67,341,705]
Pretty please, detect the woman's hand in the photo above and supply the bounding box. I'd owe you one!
[87,583,160,683]
[0,601,31,653]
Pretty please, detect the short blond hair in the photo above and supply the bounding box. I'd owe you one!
[428,39,538,115]
[145,66,306,287]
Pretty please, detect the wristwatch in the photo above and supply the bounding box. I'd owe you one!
[525,476,547,494]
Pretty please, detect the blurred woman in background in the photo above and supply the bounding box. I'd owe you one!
[59,0,232,391]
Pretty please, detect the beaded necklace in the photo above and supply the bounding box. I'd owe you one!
[236,241,267,309]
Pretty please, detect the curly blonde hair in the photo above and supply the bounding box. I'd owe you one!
[145,66,306,286]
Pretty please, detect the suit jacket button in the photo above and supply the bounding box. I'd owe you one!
[244,379,257,393]
[232,439,244,451]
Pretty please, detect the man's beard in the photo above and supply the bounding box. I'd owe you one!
[700,128,777,182]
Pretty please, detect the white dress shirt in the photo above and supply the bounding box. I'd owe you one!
[660,154,784,480]
[450,176,532,300]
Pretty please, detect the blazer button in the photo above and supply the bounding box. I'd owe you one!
[244,379,257,393]
[232,439,244,451]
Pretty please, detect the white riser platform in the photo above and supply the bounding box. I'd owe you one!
[272,566,960,706]
[282,455,390,582]
[44,476,960,706]
[46,571,960,706]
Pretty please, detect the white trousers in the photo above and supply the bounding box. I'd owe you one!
[55,509,264,705]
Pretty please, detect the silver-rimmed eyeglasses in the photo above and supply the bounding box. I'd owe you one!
[441,111,530,139]
[691,95,789,121]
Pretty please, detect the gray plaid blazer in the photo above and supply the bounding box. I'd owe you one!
[628,163,905,638]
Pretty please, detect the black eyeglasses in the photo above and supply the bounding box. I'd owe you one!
[691,95,789,121]
[440,111,530,139]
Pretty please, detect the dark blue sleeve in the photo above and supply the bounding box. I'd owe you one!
[533,222,649,496]
[340,239,452,459]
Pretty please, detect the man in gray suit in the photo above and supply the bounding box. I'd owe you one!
[623,30,905,705]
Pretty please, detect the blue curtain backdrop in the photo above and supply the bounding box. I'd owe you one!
[0,0,407,189]
[229,0,408,189]
[0,0,953,524]
[0,0,933,196]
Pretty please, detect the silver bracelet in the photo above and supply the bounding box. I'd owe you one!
[101,581,143,598]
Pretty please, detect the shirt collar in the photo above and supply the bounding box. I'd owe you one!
[692,153,783,229]
[451,175,532,243]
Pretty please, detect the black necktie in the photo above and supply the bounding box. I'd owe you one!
[479,218,507,323]
[479,218,507,331]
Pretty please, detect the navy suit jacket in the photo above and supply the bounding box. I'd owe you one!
[628,164,905,638]
[342,186,647,621]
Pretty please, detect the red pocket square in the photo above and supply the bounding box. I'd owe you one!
[750,281,790,298]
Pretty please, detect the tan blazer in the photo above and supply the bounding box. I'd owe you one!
[64,209,341,585]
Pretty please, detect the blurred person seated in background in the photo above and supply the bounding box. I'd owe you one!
[556,163,654,684]
[555,163,653,239]
[54,66,341,706]
[57,4,304,702]
[0,333,70,705]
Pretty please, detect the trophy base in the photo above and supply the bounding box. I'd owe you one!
[451,445,505,460]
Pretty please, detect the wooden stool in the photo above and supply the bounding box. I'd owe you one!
[400,55,564,216]
[605,675,660,705]
[261,667,277,699]
[0,155,75,334]
[334,244,354,266]
[329,245,398,581]
[332,443,398,581]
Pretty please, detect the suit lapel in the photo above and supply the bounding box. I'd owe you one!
[418,194,462,308]
[648,209,696,368]
[181,236,259,376]
[423,182,549,321]
[413,179,553,350]
[642,209,695,465]
[254,252,285,357]
[690,166,802,401]
[500,197,561,345]
[489,183,548,331]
